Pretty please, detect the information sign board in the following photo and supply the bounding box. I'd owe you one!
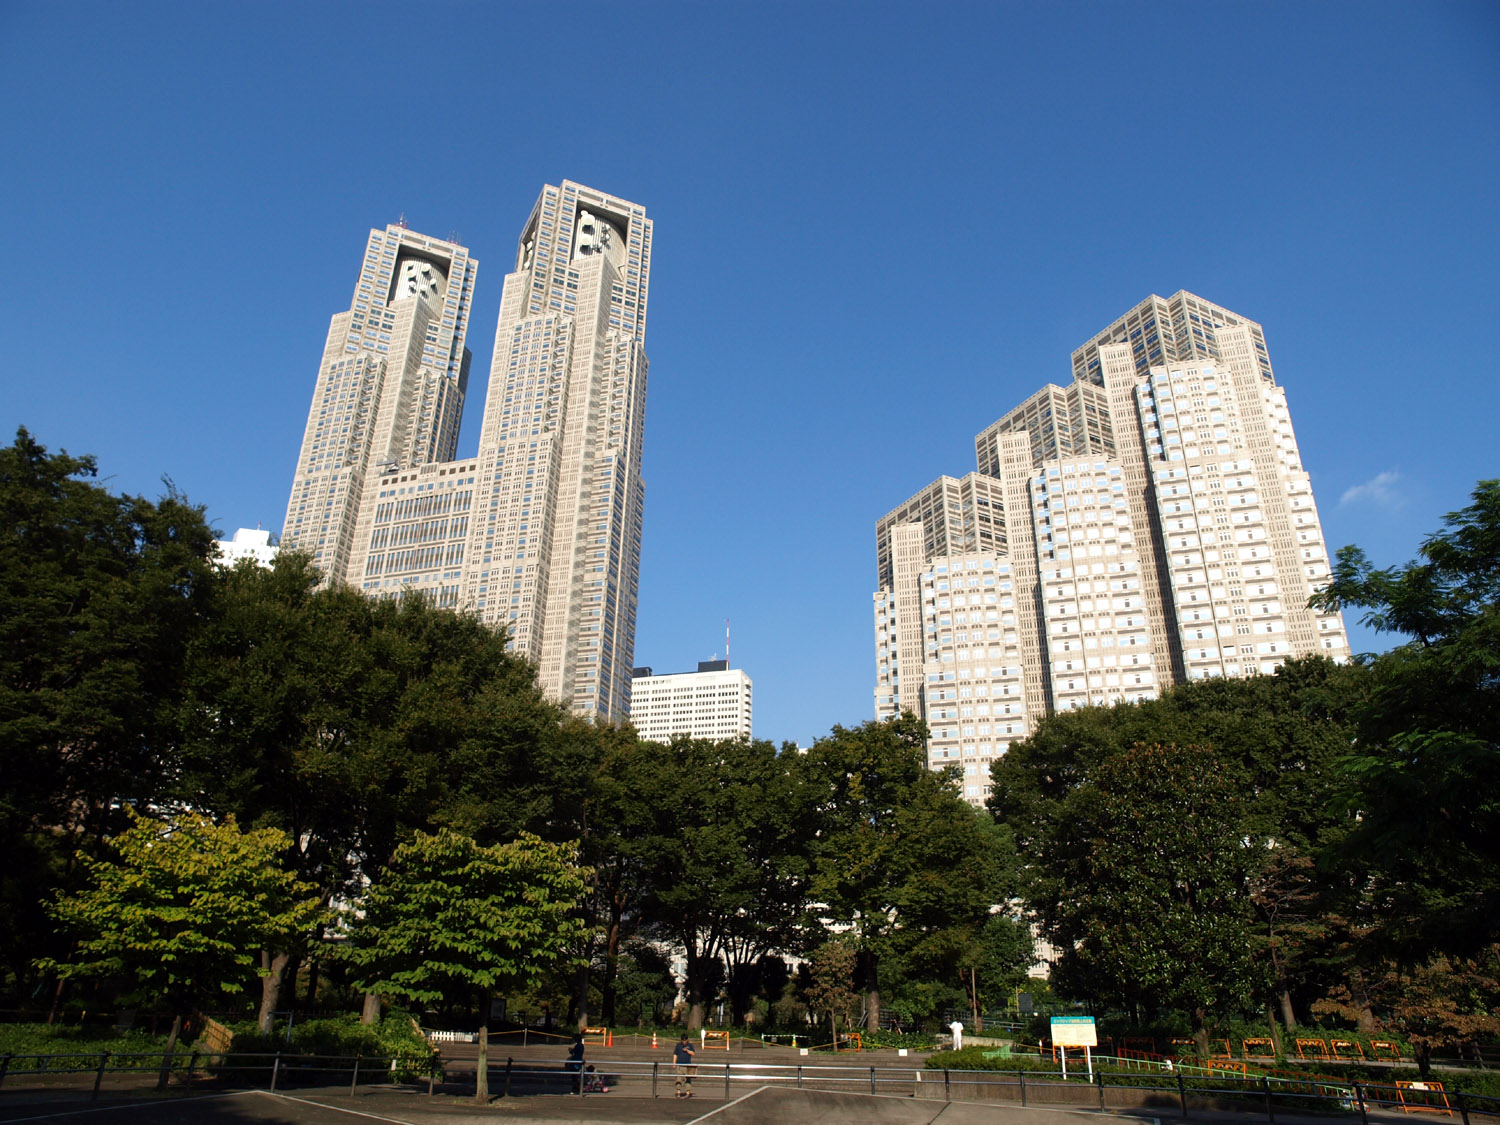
[1050,1016,1098,1047]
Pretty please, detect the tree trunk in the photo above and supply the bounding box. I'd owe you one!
[686,1001,705,1031]
[474,1026,489,1104]
[1191,1007,1210,1058]
[259,950,292,1032]
[857,950,881,1034]
[1266,1001,1284,1057]
[574,960,590,1032]
[304,957,320,1008]
[156,1013,183,1091]
[361,991,381,1026]
[1414,1039,1433,1079]
[1279,988,1297,1031]
[601,917,621,1027]
[284,953,302,1007]
[830,1010,838,1051]
[1349,970,1376,1035]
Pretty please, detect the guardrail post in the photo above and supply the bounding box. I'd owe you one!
[427,1056,436,1096]
[944,1069,951,1103]
[1098,1068,1106,1109]
[186,1050,199,1087]
[350,1054,361,1097]
[871,1066,877,1095]
[1019,1070,1027,1106]
[1263,1075,1275,1123]
[1355,1083,1369,1125]
[651,1060,657,1098]
[1456,1092,1470,1125]
[798,1065,803,1089]
[1178,1073,1188,1117]
[0,1052,9,1087]
[725,1062,731,1100]
[504,1057,513,1098]
[92,1051,109,1100]
[271,1052,282,1091]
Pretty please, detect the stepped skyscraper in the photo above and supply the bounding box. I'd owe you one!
[283,182,652,721]
[874,292,1347,804]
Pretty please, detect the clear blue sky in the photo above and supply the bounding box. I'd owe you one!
[3,1,1497,746]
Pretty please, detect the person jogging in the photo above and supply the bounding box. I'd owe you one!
[673,1033,696,1098]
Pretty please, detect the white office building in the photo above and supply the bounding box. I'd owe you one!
[876,292,1347,804]
[628,661,753,742]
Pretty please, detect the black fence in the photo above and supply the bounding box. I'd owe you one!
[4,1049,1500,1124]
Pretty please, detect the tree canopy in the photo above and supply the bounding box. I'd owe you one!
[39,810,321,1013]
[339,830,592,1010]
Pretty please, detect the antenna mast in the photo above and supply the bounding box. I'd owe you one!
[725,618,731,668]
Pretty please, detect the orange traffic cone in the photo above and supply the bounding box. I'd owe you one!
[651,1030,658,1049]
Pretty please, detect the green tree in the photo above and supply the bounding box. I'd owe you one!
[339,829,592,1013]
[1005,742,1262,1050]
[988,659,1364,1032]
[177,553,566,1023]
[633,737,809,1030]
[1312,479,1500,959]
[39,810,321,1074]
[800,715,1015,1032]
[0,429,219,997]
[804,939,861,1046]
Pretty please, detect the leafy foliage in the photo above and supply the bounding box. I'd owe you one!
[39,810,322,1012]
[800,715,1017,1030]
[1313,480,1500,958]
[338,830,591,1009]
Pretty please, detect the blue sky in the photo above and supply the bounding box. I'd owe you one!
[3,1,1497,746]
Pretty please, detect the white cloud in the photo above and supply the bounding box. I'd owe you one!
[1340,470,1404,509]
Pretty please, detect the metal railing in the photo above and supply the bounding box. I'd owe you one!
[4,1048,1499,1124]
[0,1049,440,1100]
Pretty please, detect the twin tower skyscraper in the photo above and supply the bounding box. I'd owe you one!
[281,182,651,721]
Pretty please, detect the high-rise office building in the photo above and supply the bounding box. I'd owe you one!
[282,226,477,584]
[875,292,1347,804]
[628,660,754,742]
[282,182,652,721]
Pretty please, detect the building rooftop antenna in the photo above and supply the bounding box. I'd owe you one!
[725,618,731,668]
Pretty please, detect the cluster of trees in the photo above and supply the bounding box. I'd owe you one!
[7,426,1493,1063]
[1,429,1031,1036]
[987,480,1500,1069]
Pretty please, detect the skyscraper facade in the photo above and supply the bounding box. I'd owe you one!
[875,292,1347,804]
[282,182,652,721]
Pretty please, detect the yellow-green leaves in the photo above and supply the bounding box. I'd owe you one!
[39,809,322,1009]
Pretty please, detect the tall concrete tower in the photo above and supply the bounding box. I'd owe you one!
[281,183,651,723]
[461,182,652,720]
[282,226,476,580]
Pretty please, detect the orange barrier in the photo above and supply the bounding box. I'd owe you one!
[839,1032,863,1052]
[1371,1040,1403,1061]
[583,1026,611,1047]
[1124,1037,1157,1054]
[701,1030,730,1050]
[1170,1037,1195,1054]
[1296,1038,1331,1060]
[1243,1037,1276,1060]
[1210,1038,1233,1059]
[1332,1039,1365,1060]
[1396,1081,1453,1116]
[1209,1059,1248,1075]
